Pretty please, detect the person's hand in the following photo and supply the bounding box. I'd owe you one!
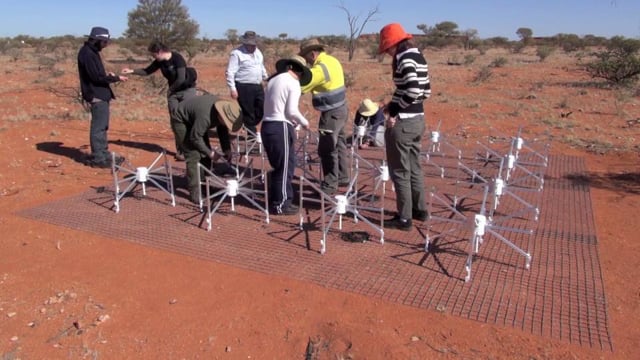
[381,103,389,116]
[121,68,134,74]
[230,89,238,100]
[385,116,397,129]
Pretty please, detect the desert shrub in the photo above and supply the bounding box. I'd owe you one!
[511,42,526,54]
[6,47,23,62]
[464,54,476,65]
[536,46,555,62]
[555,33,585,53]
[472,66,493,83]
[585,36,640,85]
[367,44,380,61]
[489,57,508,68]
[38,56,56,71]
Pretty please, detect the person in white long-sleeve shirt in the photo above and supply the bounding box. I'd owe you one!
[225,31,269,137]
[262,55,311,215]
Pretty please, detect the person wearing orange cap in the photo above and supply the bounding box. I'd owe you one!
[378,23,431,231]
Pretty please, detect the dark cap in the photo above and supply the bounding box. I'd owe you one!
[87,26,110,40]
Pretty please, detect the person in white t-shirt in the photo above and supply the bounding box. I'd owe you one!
[262,55,311,215]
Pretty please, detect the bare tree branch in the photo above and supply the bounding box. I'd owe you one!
[338,2,380,61]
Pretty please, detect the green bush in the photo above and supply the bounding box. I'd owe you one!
[536,46,555,62]
[489,57,508,68]
[585,36,640,85]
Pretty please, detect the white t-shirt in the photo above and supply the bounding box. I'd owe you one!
[263,72,309,128]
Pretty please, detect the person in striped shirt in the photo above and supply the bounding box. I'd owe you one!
[378,23,431,231]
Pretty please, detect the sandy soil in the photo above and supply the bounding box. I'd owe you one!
[1,43,639,359]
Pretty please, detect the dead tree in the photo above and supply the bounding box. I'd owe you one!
[338,2,380,62]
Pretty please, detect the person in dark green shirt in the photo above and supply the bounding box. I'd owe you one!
[172,94,243,203]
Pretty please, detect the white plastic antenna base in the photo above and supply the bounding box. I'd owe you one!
[431,131,440,143]
[474,214,487,236]
[135,167,149,182]
[335,195,348,214]
[226,179,239,197]
[379,165,390,181]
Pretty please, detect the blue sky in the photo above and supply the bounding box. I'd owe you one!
[1,0,639,40]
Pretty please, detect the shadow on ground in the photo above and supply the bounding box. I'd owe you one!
[565,171,640,194]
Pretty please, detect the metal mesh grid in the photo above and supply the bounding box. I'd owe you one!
[16,152,612,350]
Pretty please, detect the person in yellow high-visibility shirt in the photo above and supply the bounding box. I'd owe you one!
[299,39,350,195]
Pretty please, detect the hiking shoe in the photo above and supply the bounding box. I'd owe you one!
[412,209,428,222]
[271,204,299,215]
[114,155,125,166]
[174,152,185,162]
[90,160,111,169]
[384,216,412,231]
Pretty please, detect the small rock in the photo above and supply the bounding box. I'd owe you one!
[411,335,420,342]
[97,314,110,323]
[27,321,35,327]
[169,298,178,305]
[225,346,231,352]
[10,336,18,342]
[7,312,16,318]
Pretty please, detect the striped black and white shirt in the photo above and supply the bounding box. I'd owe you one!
[388,47,431,118]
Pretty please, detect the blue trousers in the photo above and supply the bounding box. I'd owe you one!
[262,121,296,212]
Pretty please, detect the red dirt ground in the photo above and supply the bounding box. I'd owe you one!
[1,44,639,359]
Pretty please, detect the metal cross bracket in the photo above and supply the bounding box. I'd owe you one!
[297,163,385,255]
[111,151,175,213]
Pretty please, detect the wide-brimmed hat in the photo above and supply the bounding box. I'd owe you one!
[240,31,258,46]
[298,38,325,56]
[358,98,379,117]
[275,55,312,86]
[213,100,243,132]
[87,26,110,40]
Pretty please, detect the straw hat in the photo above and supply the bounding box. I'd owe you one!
[213,100,243,132]
[298,38,325,56]
[358,98,379,117]
[275,55,312,86]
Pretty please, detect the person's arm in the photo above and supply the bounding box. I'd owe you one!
[300,64,326,94]
[225,50,239,99]
[189,117,214,157]
[84,54,122,85]
[285,82,309,128]
[354,112,363,126]
[372,109,385,127]
[122,61,158,76]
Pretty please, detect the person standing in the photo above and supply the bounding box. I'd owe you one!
[225,31,268,138]
[172,94,243,204]
[378,23,431,231]
[299,39,349,195]
[77,26,128,168]
[121,42,197,161]
[262,55,312,215]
